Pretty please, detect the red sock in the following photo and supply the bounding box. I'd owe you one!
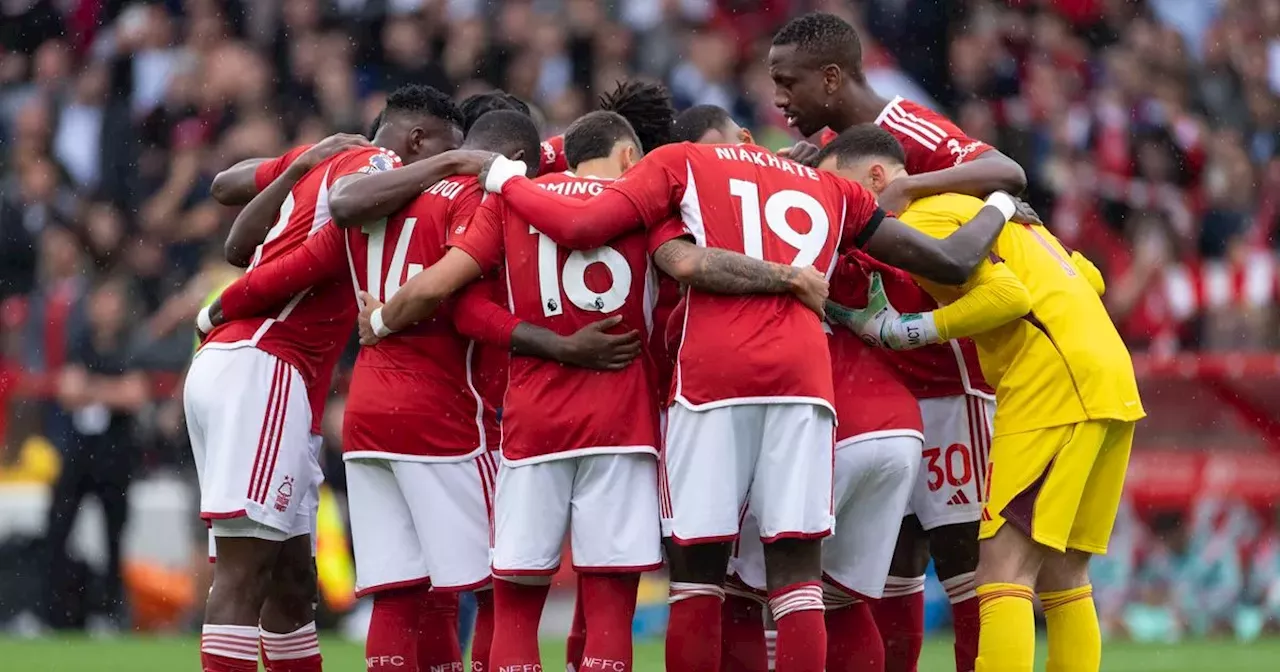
[666,583,725,672]
[825,600,883,672]
[420,592,464,672]
[942,571,979,672]
[490,579,550,672]
[201,624,261,672]
[720,592,766,672]
[471,589,495,672]
[872,577,925,672]
[768,582,825,672]
[367,588,423,670]
[578,573,639,672]
[261,622,323,671]
[566,577,587,672]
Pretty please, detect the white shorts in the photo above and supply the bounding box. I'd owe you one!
[492,453,662,576]
[908,394,995,530]
[346,453,499,596]
[731,435,919,599]
[661,403,835,544]
[185,348,323,540]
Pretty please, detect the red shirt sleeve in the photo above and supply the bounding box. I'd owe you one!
[326,147,402,184]
[452,277,521,349]
[450,196,505,272]
[253,144,313,191]
[886,101,994,173]
[646,217,692,255]
[830,175,887,252]
[537,135,569,176]
[607,144,684,229]
[499,179,644,250]
[220,224,345,319]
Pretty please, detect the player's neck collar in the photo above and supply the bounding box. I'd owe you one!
[562,170,615,181]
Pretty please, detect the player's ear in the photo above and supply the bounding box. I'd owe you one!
[823,64,841,94]
[619,143,638,171]
[510,148,526,162]
[870,163,888,192]
[739,127,754,145]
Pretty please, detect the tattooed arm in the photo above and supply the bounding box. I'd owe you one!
[652,238,829,317]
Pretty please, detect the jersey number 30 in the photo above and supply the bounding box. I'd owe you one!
[530,226,631,318]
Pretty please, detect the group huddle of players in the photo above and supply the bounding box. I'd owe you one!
[185,11,1145,672]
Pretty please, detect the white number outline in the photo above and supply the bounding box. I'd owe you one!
[529,226,632,318]
[361,219,424,302]
[728,178,830,267]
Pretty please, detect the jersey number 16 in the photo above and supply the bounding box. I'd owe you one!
[530,226,632,318]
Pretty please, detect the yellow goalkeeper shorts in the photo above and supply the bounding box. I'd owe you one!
[978,420,1135,554]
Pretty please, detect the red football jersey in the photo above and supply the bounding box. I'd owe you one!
[818,100,994,398]
[828,255,922,444]
[204,147,400,433]
[452,171,673,464]
[343,176,499,460]
[452,275,514,411]
[253,144,313,191]
[538,135,569,176]
[818,96,994,174]
[607,143,885,411]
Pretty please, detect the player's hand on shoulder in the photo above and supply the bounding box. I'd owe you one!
[788,266,829,319]
[357,291,385,346]
[444,149,500,177]
[1009,196,1042,226]
[778,141,822,167]
[558,315,642,371]
[299,133,374,171]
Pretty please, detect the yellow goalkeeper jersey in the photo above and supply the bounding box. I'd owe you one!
[899,193,1145,436]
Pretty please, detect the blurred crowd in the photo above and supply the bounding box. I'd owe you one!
[1093,497,1280,641]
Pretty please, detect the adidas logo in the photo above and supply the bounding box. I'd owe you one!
[946,490,971,506]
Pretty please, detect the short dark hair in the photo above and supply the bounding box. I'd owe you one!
[367,110,384,138]
[598,79,675,153]
[465,110,542,175]
[772,12,862,74]
[384,84,464,130]
[563,111,641,168]
[671,105,735,144]
[460,91,532,134]
[815,124,906,169]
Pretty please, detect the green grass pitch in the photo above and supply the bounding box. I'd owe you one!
[2,636,1280,671]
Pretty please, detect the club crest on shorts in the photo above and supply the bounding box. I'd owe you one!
[274,475,295,512]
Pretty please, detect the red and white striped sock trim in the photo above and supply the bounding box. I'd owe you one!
[764,629,777,672]
[202,624,260,662]
[668,581,725,605]
[767,582,824,620]
[942,571,977,604]
[260,621,321,661]
[821,581,861,610]
[882,575,926,598]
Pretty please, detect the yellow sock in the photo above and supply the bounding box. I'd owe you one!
[975,582,1035,672]
[1041,584,1101,672]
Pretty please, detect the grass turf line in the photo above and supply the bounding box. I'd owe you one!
[2,636,1280,671]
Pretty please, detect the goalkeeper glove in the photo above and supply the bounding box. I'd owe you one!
[825,271,941,350]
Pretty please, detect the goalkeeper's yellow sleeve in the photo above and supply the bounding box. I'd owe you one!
[932,263,1031,341]
[1070,250,1106,296]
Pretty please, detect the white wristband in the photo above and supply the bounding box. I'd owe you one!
[370,307,395,338]
[196,305,214,334]
[984,191,1017,221]
[483,155,529,193]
